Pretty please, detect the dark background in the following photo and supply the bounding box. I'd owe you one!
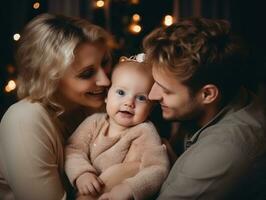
[1,0,266,120]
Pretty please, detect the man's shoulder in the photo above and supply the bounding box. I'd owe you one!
[202,94,266,147]
[190,112,266,176]
[221,88,266,133]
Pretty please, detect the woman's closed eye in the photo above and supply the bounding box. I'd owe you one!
[77,68,95,79]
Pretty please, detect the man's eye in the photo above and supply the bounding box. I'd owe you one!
[78,69,95,79]
[162,88,171,95]
[116,89,125,96]
[136,95,147,102]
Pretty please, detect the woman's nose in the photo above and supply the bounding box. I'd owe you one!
[96,68,111,86]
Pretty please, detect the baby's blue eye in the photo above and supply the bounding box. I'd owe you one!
[116,89,125,96]
[136,95,147,102]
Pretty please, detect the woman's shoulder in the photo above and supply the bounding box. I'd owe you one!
[1,99,47,122]
[0,99,61,144]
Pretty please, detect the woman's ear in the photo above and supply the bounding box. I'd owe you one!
[200,84,220,104]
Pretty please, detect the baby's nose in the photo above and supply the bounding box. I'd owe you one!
[124,98,135,108]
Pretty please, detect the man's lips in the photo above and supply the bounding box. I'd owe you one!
[160,104,168,109]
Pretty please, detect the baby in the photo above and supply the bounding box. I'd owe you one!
[65,54,170,200]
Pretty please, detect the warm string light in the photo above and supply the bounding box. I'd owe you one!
[128,13,142,34]
[5,80,16,93]
[130,0,139,4]
[132,14,140,22]
[163,15,173,26]
[95,0,105,8]
[33,2,40,9]
[13,33,20,41]
[129,24,141,34]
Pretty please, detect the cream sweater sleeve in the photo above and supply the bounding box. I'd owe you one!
[123,122,170,200]
[64,114,100,186]
[0,100,66,200]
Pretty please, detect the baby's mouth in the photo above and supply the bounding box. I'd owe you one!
[120,110,132,114]
[118,110,134,117]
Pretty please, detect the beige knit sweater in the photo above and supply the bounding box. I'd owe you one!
[65,113,169,200]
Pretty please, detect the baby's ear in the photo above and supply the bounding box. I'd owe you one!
[105,98,107,103]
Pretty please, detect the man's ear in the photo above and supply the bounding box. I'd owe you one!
[200,84,220,104]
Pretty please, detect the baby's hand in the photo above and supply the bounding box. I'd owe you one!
[98,183,133,200]
[76,172,104,196]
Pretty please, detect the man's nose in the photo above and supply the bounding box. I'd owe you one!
[148,83,162,101]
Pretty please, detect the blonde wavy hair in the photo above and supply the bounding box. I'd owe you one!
[16,13,112,111]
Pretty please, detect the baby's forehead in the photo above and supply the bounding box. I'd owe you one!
[112,61,151,75]
[115,61,142,70]
[112,67,143,82]
[111,66,154,91]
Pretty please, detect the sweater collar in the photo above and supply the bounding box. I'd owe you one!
[185,87,252,149]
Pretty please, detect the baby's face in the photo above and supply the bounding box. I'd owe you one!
[106,65,153,127]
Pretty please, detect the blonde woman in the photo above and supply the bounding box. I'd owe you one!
[0,13,112,200]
